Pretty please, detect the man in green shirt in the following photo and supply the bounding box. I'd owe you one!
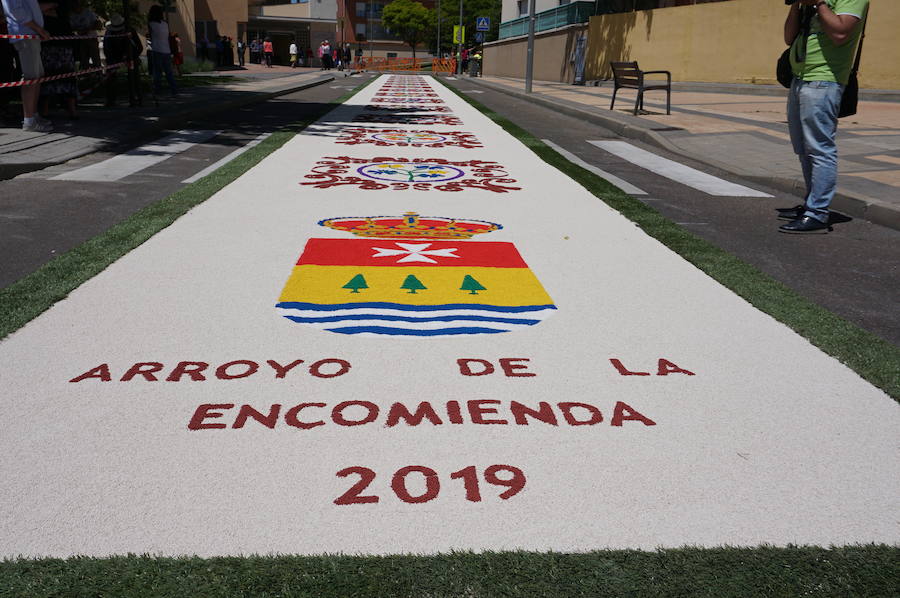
[778,0,868,234]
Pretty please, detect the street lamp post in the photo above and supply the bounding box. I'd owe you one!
[457,0,463,74]
[525,0,536,92]
[437,0,441,58]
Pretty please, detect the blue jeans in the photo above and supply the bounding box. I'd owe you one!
[150,51,178,95]
[787,78,844,223]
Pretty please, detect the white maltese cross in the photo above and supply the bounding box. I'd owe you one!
[371,242,461,264]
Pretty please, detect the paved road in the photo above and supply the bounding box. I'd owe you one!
[446,80,900,347]
[0,80,362,290]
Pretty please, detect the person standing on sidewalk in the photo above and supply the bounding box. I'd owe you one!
[289,40,297,68]
[236,38,244,67]
[102,13,140,107]
[778,0,868,234]
[170,32,183,76]
[0,13,21,125]
[262,37,273,68]
[147,4,177,97]
[2,0,52,131]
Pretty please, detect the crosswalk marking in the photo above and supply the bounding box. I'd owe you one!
[182,133,272,183]
[541,139,647,195]
[587,140,773,197]
[52,130,221,182]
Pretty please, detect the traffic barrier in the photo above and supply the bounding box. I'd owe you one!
[0,33,130,40]
[1,31,139,101]
[354,58,457,73]
[0,61,130,88]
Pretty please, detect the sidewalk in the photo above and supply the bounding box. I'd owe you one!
[0,64,346,180]
[469,75,900,231]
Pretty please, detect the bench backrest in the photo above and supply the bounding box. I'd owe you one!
[611,61,641,86]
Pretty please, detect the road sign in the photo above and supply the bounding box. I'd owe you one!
[453,25,465,44]
[475,32,485,43]
[476,17,490,32]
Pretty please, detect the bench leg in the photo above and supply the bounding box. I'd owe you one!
[634,90,641,116]
[610,87,618,111]
[666,87,671,115]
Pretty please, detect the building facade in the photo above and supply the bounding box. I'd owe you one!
[492,0,898,89]
[335,0,437,59]
[249,0,337,65]
[136,0,338,66]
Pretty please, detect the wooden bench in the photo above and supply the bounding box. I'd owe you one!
[610,61,671,116]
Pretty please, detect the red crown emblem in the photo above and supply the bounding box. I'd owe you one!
[318,212,502,239]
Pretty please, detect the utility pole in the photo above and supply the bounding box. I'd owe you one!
[525,0,536,92]
[369,0,374,59]
[437,0,441,58]
[457,0,463,74]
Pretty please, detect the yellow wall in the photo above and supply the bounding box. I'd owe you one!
[194,0,248,48]
[253,4,312,19]
[585,0,898,89]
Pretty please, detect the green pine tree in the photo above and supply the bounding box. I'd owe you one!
[460,275,486,295]
[342,274,368,293]
[400,274,427,294]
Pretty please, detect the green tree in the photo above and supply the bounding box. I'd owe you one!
[460,275,486,295]
[400,275,427,294]
[382,0,436,59]
[434,0,501,56]
[342,274,369,293]
[90,1,145,28]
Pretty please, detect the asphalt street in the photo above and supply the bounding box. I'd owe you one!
[445,79,900,347]
[0,79,364,290]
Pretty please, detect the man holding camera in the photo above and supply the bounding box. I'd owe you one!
[778,0,868,234]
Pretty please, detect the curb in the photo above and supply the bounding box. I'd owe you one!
[458,77,900,233]
[0,74,336,181]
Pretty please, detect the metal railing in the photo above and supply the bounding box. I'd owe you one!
[499,2,595,40]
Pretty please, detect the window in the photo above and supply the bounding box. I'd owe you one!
[356,2,367,17]
[355,23,367,37]
[517,1,528,17]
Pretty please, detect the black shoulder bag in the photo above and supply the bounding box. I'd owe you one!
[777,6,812,88]
[839,12,867,119]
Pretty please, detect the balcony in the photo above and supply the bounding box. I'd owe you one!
[499,2,595,40]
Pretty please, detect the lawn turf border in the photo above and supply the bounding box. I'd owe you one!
[1,545,898,597]
[0,75,377,342]
[0,74,897,596]
[436,76,900,401]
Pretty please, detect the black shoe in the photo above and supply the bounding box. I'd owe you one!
[778,215,831,234]
[776,204,805,220]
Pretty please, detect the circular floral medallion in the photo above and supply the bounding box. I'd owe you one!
[357,162,465,183]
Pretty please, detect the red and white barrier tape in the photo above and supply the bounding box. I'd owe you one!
[0,61,130,88]
[0,33,131,40]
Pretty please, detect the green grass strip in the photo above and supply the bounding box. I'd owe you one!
[437,77,900,400]
[0,75,375,342]
[1,545,898,597]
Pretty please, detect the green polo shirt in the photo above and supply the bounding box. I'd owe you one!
[790,0,868,85]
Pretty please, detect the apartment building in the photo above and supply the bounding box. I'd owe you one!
[335,0,437,59]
